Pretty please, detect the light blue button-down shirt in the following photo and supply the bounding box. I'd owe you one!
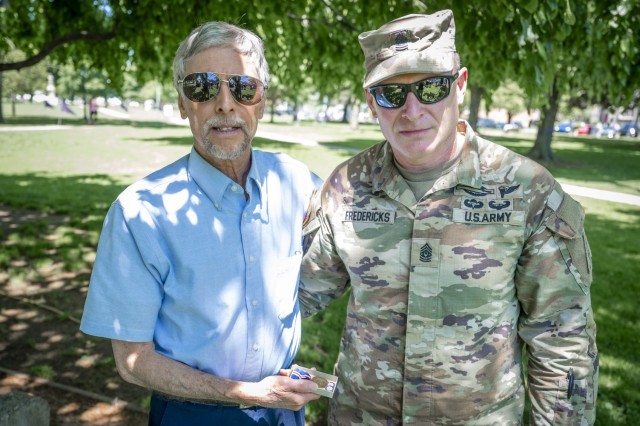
[81,147,321,382]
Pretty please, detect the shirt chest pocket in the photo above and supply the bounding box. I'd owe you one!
[268,252,303,321]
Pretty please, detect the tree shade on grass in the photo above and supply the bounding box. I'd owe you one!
[0,110,638,424]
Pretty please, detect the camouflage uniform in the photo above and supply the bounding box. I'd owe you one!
[299,122,598,425]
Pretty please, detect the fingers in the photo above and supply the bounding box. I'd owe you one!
[277,369,319,393]
[255,374,320,410]
[288,376,318,393]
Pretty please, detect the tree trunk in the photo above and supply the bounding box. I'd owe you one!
[0,71,4,123]
[529,78,560,162]
[270,96,276,123]
[342,96,351,123]
[292,98,300,123]
[350,102,360,130]
[467,85,483,129]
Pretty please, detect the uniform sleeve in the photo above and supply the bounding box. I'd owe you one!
[516,183,598,425]
[299,190,350,317]
[80,201,166,341]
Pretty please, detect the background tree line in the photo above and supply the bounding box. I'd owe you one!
[1,0,639,160]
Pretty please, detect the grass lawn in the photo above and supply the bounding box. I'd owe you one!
[1,101,638,425]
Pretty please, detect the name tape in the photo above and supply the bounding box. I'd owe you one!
[343,209,395,223]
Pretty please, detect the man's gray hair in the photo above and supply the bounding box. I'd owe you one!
[172,21,269,92]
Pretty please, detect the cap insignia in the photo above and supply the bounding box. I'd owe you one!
[390,30,410,51]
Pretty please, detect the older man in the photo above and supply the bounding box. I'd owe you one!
[80,21,321,425]
[300,10,598,425]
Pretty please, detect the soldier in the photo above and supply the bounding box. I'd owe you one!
[299,10,598,425]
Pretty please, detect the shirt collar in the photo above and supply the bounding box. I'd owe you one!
[187,147,266,212]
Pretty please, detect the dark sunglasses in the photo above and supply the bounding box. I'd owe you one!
[178,72,266,105]
[369,73,459,109]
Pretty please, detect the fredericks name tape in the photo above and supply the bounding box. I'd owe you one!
[343,209,395,223]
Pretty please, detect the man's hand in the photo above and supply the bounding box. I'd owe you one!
[238,373,320,411]
[112,340,319,411]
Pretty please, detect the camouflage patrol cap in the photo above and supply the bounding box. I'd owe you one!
[358,10,457,88]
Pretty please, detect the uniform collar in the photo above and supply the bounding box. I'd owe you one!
[453,120,483,190]
[371,120,484,198]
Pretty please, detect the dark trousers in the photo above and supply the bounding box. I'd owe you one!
[149,393,305,425]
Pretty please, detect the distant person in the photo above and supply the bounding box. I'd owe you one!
[80,21,321,425]
[299,10,598,425]
[89,97,98,123]
[595,121,604,138]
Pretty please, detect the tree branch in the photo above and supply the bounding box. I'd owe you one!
[0,30,116,72]
[319,0,361,33]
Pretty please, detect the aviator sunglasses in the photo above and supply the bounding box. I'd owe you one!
[369,73,459,109]
[178,72,266,105]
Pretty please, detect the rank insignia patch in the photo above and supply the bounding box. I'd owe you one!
[391,30,410,51]
[412,238,439,267]
[420,242,433,262]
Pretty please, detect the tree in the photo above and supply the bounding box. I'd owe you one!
[2,0,408,121]
[508,0,640,161]
[2,49,48,117]
[491,80,528,124]
[2,0,638,159]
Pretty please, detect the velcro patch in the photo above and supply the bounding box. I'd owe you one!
[461,198,513,211]
[342,209,395,224]
[411,238,440,268]
[454,184,523,200]
[452,208,524,225]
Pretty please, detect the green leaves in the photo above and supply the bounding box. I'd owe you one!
[1,0,638,110]
[522,0,539,14]
[563,0,576,25]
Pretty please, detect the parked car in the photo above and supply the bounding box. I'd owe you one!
[621,123,638,137]
[595,124,620,139]
[575,124,592,135]
[554,122,573,133]
[477,118,499,128]
[503,121,523,132]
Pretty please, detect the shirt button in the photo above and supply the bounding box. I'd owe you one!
[231,185,238,192]
[242,212,247,219]
[253,343,260,351]
[249,256,255,263]
[252,299,258,306]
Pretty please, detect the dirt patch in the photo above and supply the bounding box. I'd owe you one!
[0,205,150,424]
[0,370,148,425]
